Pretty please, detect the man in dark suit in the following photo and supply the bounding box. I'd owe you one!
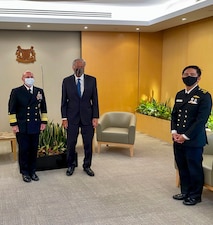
[8,70,48,182]
[171,65,212,205]
[61,58,99,177]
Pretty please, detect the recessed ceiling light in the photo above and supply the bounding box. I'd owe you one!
[27,24,31,28]
[84,26,88,29]
[182,18,187,21]
[136,27,140,31]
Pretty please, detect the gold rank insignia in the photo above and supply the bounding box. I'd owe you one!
[199,88,207,94]
[192,95,200,99]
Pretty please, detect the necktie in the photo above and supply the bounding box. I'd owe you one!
[29,88,32,94]
[77,78,81,97]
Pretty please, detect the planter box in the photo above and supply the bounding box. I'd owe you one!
[36,151,78,171]
[36,153,67,171]
[136,113,172,144]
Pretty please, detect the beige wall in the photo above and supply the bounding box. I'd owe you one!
[0,31,80,131]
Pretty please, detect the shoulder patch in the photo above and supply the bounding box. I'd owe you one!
[199,88,208,94]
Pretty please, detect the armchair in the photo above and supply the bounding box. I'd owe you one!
[203,132,213,191]
[96,111,136,156]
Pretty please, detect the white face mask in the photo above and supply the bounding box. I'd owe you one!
[25,78,35,87]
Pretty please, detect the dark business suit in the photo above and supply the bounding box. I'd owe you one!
[171,86,212,199]
[61,74,99,168]
[8,85,48,175]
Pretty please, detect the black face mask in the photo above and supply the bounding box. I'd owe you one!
[75,68,84,77]
[182,76,198,86]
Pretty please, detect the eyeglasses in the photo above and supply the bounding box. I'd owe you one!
[182,73,198,77]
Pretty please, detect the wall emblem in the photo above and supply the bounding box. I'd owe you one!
[16,46,36,63]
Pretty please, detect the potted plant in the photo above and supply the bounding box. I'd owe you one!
[136,98,172,143]
[36,121,68,171]
[136,98,172,120]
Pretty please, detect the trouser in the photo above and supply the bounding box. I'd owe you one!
[174,143,204,199]
[66,123,94,168]
[16,133,39,175]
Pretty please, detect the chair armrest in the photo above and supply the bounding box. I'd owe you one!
[128,114,136,144]
[204,132,213,155]
[129,114,136,127]
[97,113,109,130]
[96,113,109,141]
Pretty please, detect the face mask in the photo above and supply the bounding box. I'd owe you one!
[25,78,35,87]
[75,68,84,77]
[182,76,198,86]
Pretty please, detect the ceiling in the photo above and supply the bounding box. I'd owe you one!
[0,0,213,32]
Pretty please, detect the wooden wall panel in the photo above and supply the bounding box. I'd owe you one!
[82,17,213,116]
[82,31,163,115]
[162,17,213,106]
[187,18,213,95]
[161,25,189,105]
[138,32,163,102]
[82,32,139,115]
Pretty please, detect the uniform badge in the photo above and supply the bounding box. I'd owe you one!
[193,95,200,99]
[36,91,43,101]
[176,99,183,102]
[188,96,198,104]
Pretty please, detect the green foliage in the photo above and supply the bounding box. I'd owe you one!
[136,98,172,121]
[38,121,67,157]
[207,111,213,132]
[136,98,213,131]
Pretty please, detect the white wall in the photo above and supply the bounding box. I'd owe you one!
[0,30,80,131]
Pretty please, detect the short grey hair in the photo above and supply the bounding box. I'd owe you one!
[72,58,86,67]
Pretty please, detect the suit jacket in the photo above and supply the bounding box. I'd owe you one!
[61,74,99,125]
[8,85,48,134]
[171,86,212,147]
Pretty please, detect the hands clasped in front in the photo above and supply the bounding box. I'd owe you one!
[172,133,186,144]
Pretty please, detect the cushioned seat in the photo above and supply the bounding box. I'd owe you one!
[96,111,136,156]
[203,132,213,190]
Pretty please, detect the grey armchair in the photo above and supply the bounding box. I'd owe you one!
[203,132,213,191]
[96,111,136,156]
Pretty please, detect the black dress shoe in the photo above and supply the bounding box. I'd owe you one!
[84,168,95,176]
[183,197,201,206]
[173,193,187,200]
[66,166,75,176]
[31,173,39,181]
[22,175,31,183]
